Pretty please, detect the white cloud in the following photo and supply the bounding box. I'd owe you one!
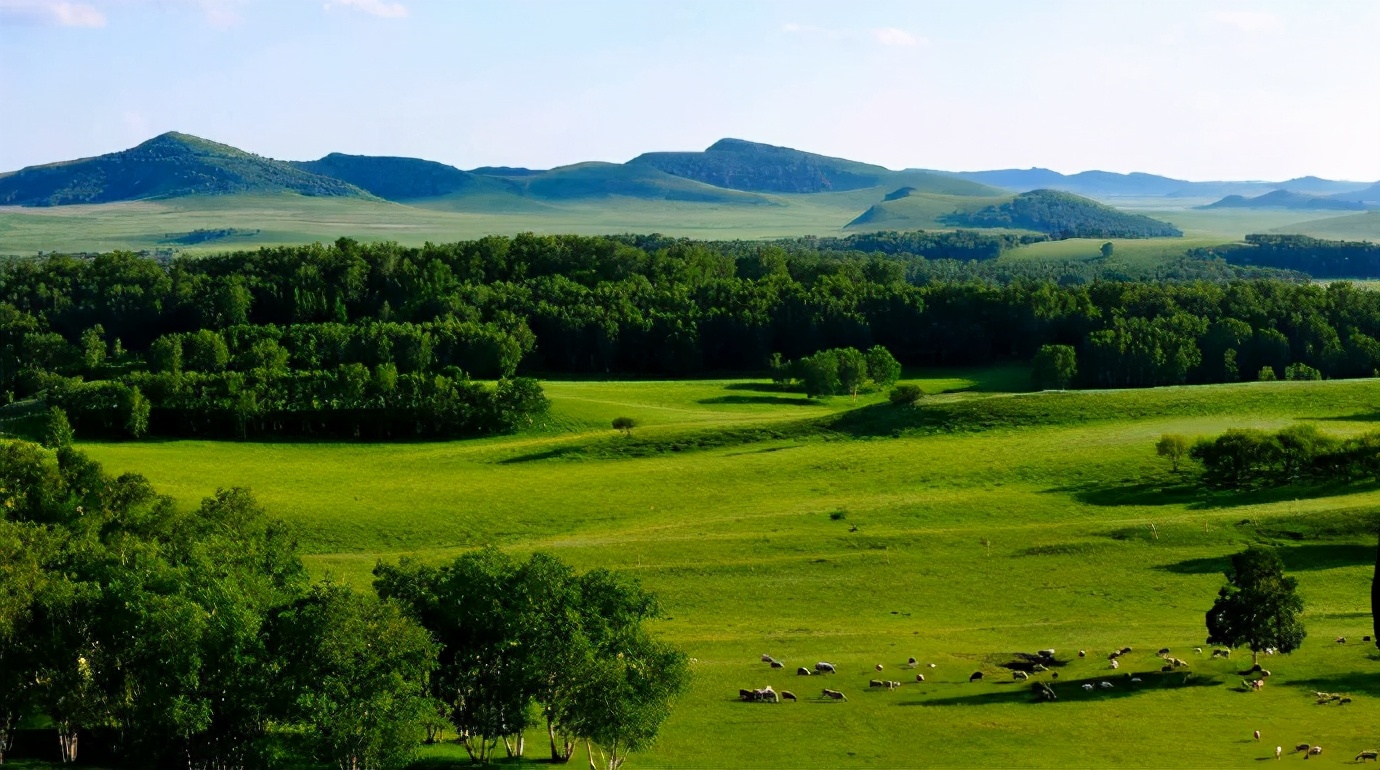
[324,0,408,19]
[872,27,922,47]
[0,0,106,27]
[1211,10,1283,34]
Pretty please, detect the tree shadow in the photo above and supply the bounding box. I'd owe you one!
[722,382,799,394]
[1059,478,1380,511]
[901,670,1218,707]
[698,395,823,407]
[1156,544,1376,574]
[1284,671,1380,699]
[1313,412,1380,423]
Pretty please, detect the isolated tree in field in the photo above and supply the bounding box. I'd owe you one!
[1205,545,1306,665]
[797,350,841,399]
[865,345,902,388]
[611,417,637,437]
[1031,344,1077,390]
[836,347,868,399]
[1156,434,1189,472]
[1100,242,1114,258]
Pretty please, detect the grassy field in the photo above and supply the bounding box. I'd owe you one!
[999,237,1227,267]
[68,370,1380,768]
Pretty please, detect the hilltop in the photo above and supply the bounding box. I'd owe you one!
[628,138,1000,196]
[941,189,1183,238]
[0,132,370,206]
[292,152,511,200]
[1202,189,1369,211]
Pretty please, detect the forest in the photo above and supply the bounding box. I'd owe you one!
[1205,234,1380,278]
[0,233,1376,439]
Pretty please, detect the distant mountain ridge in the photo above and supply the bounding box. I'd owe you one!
[1202,189,1370,212]
[923,167,1376,200]
[291,153,510,200]
[0,132,371,206]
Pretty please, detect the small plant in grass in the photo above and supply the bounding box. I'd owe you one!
[612,416,637,437]
[889,384,923,406]
[829,510,847,521]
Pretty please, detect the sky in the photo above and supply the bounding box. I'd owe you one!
[2,0,1378,181]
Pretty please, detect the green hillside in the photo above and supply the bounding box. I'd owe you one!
[943,189,1183,238]
[1268,210,1380,242]
[292,152,513,200]
[629,138,1001,196]
[846,188,1005,231]
[517,161,772,203]
[0,132,370,206]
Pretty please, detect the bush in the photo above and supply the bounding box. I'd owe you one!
[44,406,74,449]
[1284,363,1322,381]
[1031,344,1077,390]
[612,416,637,437]
[1258,365,1277,381]
[889,384,924,406]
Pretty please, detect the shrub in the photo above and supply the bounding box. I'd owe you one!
[1258,365,1277,381]
[1031,344,1077,390]
[44,406,74,449]
[889,384,924,406]
[612,416,637,437]
[1284,363,1322,381]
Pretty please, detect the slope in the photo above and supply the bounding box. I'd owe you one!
[629,138,1001,196]
[1202,189,1368,211]
[941,190,1183,238]
[515,162,773,204]
[0,132,370,206]
[930,168,1373,200]
[846,187,1005,231]
[292,153,516,200]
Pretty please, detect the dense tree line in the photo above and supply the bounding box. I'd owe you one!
[1207,234,1380,279]
[770,345,902,398]
[1167,425,1380,489]
[1,235,1377,431]
[0,441,686,768]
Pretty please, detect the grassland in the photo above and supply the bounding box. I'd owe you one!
[70,370,1380,768]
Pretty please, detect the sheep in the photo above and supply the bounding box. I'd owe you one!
[1157,647,1171,656]
[1162,665,1174,673]
[927,663,937,668]
[1013,671,1029,680]
[780,690,797,702]
[1212,648,1231,658]
[1259,669,1270,678]
[1276,746,1282,760]
[1295,744,1311,753]
[869,679,885,688]
[770,660,785,669]
[1032,682,1057,701]
[1108,651,1122,660]
[797,667,812,676]
[969,671,984,682]
[1254,730,1261,741]
[1308,746,1323,758]
[1339,697,1352,705]
[815,662,836,674]
[1031,663,1049,673]
[821,688,847,701]
[1038,648,1056,658]
[760,654,774,663]
[907,657,917,666]
[1050,672,1058,680]
[1130,677,1142,683]
[1336,636,1347,644]
[915,674,925,682]
[875,664,884,671]
[1078,650,1086,658]
[1366,636,1373,643]
[1109,659,1120,670]
[1194,647,1203,655]
[1099,681,1113,689]
[1356,750,1379,762]
[886,680,901,690]
[1082,683,1094,691]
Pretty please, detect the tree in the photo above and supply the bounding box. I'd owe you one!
[1258,365,1277,381]
[1156,434,1189,472]
[268,583,437,770]
[1100,242,1114,258]
[147,335,182,374]
[865,345,902,389]
[835,347,868,399]
[889,384,923,406]
[124,386,149,439]
[797,350,840,399]
[1205,546,1306,665]
[80,325,106,373]
[184,329,229,373]
[1031,344,1077,390]
[44,406,74,449]
[612,417,637,438]
[1285,362,1322,381]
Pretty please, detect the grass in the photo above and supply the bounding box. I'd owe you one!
[999,236,1228,267]
[58,369,1380,767]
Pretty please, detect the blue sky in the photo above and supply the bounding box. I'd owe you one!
[2,0,1377,180]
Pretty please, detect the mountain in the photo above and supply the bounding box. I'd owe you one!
[940,189,1183,238]
[293,153,513,200]
[1201,189,1369,211]
[514,162,768,203]
[0,132,370,206]
[1330,182,1380,205]
[927,168,1375,200]
[628,138,1001,196]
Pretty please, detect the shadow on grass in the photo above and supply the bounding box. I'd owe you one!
[1313,412,1380,423]
[1058,477,1380,511]
[698,394,823,407]
[902,671,1218,707]
[722,382,798,394]
[1156,543,1376,574]
[1285,671,1380,699]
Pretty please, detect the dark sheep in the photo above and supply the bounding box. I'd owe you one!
[821,688,847,701]
[1356,750,1378,762]
[870,679,885,688]
[770,660,785,669]
[815,662,836,674]
[797,667,812,676]
[969,671,984,682]
[781,691,797,702]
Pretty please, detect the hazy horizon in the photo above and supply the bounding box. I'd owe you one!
[2,0,1378,181]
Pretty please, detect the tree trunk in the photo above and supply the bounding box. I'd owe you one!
[57,723,78,764]
[1373,526,1379,650]
[586,739,598,770]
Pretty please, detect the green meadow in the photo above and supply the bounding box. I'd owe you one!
[77,373,1380,767]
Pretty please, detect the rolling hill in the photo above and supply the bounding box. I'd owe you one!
[846,187,1004,231]
[1202,189,1369,211]
[940,189,1183,238]
[628,138,1001,196]
[1330,181,1380,205]
[292,153,513,200]
[927,167,1375,200]
[0,132,370,206]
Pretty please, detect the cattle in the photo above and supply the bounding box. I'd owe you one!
[1356,750,1379,762]
[1108,651,1121,660]
[1038,648,1055,658]
[1340,697,1352,705]
[1194,647,1203,655]
[1172,658,1189,668]
[739,689,755,701]
[821,688,847,702]
[1260,669,1270,678]
[1162,665,1174,673]
[915,674,925,682]
[1082,683,1094,691]
[1013,671,1029,680]
[1365,636,1373,643]
[1212,648,1231,658]
[797,667,812,676]
[969,671,984,682]
[1308,746,1323,758]
[1031,663,1049,673]
[781,691,797,702]
[927,663,937,668]
[770,660,785,669]
[1119,646,1132,654]
[815,662,836,674]
[1050,672,1059,680]
[886,681,901,690]
[760,687,779,703]
[1032,682,1057,702]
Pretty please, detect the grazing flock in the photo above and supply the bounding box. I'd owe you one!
[741,643,1372,760]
